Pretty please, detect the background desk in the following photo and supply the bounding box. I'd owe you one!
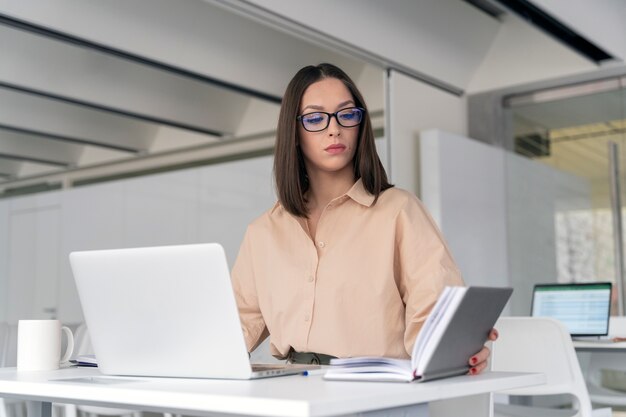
[0,367,544,417]
[573,341,626,352]
[574,341,626,408]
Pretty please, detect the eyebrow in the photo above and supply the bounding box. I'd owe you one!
[301,100,355,113]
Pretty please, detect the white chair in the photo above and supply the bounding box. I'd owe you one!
[582,316,626,409]
[491,317,611,417]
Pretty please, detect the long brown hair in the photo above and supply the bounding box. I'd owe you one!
[274,63,393,217]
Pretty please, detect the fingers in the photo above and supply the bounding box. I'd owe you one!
[469,345,490,367]
[488,328,499,341]
[468,328,499,375]
[469,359,488,375]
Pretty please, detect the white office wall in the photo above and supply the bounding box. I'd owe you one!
[0,202,7,320]
[5,193,63,322]
[505,154,592,315]
[419,130,507,290]
[57,182,127,322]
[388,70,467,195]
[419,130,590,314]
[0,156,275,324]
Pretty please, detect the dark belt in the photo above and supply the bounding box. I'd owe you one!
[287,350,337,365]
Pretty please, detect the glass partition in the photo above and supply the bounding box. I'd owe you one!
[505,76,626,314]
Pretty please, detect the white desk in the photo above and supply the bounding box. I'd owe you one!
[0,367,543,417]
[574,340,626,407]
[573,341,626,352]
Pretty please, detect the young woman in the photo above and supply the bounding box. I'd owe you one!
[232,63,496,373]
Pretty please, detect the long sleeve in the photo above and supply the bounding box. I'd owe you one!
[231,226,269,352]
[394,195,464,356]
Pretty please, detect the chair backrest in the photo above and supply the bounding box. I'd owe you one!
[609,316,626,337]
[492,317,592,416]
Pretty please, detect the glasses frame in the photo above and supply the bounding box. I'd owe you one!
[296,107,366,132]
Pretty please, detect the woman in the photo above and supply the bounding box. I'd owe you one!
[232,63,495,374]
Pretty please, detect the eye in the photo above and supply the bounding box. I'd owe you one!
[338,108,362,121]
[303,113,326,125]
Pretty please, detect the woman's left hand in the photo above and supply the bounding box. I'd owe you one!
[468,328,499,375]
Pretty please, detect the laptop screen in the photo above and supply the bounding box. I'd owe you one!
[530,282,612,337]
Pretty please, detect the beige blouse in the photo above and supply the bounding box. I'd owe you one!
[231,179,463,359]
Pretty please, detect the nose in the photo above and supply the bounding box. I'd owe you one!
[328,115,341,136]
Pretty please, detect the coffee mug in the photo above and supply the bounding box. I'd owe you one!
[17,320,74,371]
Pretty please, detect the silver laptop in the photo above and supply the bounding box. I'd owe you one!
[531,282,612,340]
[69,243,318,379]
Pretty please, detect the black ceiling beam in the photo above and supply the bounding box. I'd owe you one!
[0,123,140,153]
[494,0,614,63]
[463,0,506,19]
[0,152,71,168]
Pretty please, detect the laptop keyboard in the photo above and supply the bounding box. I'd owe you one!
[251,363,319,372]
[251,364,291,372]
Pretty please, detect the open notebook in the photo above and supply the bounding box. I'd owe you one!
[324,286,512,382]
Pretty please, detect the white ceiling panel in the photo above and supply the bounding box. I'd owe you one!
[0,0,371,188]
[0,88,157,152]
[466,14,595,93]
[530,0,626,62]
[0,0,365,98]
[17,162,67,178]
[0,25,250,135]
[149,126,221,153]
[0,129,83,167]
[0,159,20,177]
[240,0,500,91]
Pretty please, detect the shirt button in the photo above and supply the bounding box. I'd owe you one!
[318,241,326,248]
[308,275,314,282]
[304,314,310,322]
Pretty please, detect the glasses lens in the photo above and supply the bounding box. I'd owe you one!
[301,112,329,132]
[336,108,363,127]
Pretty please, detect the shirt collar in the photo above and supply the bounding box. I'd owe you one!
[270,200,282,215]
[270,178,375,215]
[345,178,376,207]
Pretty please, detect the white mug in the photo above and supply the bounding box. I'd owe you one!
[17,320,74,371]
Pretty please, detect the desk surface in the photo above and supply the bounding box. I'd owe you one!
[0,367,543,417]
[573,340,626,352]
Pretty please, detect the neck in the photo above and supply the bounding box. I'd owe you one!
[306,168,356,211]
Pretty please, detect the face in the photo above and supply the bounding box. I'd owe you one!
[297,78,359,178]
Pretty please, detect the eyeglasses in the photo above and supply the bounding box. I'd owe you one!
[297,107,365,132]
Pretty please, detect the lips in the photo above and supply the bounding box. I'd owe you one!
[325,144,346,154]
